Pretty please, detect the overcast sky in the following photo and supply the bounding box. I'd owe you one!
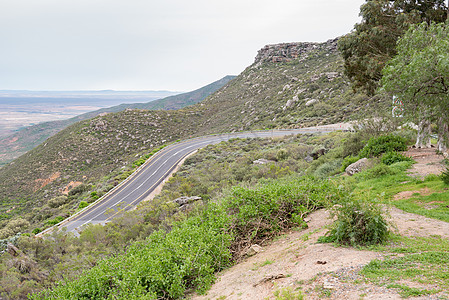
[0,0,365,92]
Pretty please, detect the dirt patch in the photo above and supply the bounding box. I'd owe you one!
[190,207,449,300]
[405,148,446,179]
[393,187,433,200]
[61,181,83,195]
[34,172,61,191]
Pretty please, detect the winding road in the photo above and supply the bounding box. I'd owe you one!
[39,125,349,235]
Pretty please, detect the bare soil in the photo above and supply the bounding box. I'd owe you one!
[405,147,446,179]
[190,148,449,300]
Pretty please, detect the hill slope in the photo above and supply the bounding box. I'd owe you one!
[0,38,382,235]
[0,76,235,167]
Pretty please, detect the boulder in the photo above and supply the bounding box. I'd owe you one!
[305,99,318,106]
[345,158,368,176]
[173,196,201,207]
[246,244,263,256]
[253,158,274,165]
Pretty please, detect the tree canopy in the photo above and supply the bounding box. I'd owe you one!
[381,22,449,116]
[339,0,447,95]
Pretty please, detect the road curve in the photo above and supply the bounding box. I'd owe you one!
[40,126,347,235]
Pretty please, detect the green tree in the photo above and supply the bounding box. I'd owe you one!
[339,0,447,95]
[381,22,449,152]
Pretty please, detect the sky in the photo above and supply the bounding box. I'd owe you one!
[0,0,365,92]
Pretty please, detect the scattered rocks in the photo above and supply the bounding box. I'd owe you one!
[345,158,368,176]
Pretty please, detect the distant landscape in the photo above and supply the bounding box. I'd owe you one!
[0,90,178,138]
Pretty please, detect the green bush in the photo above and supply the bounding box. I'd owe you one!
[320,197,390,246]
[32,228,42,235]
[440,166,449,185]
[381,152,413,165]
[359,134,408,158]
[341,155,359,172]
[46,216,65,226]
[362,164,393,179]
[78,201,89,210]
[313,159,342,178]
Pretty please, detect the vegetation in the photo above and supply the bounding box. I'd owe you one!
[358,134,408,158]
[29,175,342,299]
[362,235,449,297]
[339,0,447,94]
[0,38,384,236]
[319,196,390,246]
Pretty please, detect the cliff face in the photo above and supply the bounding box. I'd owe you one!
[254,38,339,65]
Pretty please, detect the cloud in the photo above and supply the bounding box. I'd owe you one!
[0,0,363,91]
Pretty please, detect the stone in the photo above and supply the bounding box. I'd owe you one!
[310,147,327,160]
[173,196,202,207]
[253,158,273,165]
[304,155,314,163]
[7,243,19,257]
[246,244,263,256]
[345,158,368,176]
[305,99,318,106]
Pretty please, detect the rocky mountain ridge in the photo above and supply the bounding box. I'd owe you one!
[254,38,339,65]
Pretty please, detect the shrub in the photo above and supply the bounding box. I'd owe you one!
[359,134,408,158]
[381,152,413,165]
[320,197,390,246]
[68,184,90,196]
[313,159,342,178]
[46,216,65,226]
[341,155,360,172]
[362,164,393,179]
[78,201,88,210]
[224,176,344,260]
[32,228,42,235]
[47,196,68,208]
[440,166,449,185]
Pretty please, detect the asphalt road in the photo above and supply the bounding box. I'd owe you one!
[47,127,341,234]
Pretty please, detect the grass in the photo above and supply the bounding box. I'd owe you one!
[361,235,449,297]
[252,259,275,270]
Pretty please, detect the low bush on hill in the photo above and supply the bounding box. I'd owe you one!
[31,175,344,299]
[359,134,408,158]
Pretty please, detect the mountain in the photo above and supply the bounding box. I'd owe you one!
[0,38,384,236]
[0,76,235,167]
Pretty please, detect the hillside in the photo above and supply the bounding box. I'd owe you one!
[0,38,384,236]
[0,76,235,167]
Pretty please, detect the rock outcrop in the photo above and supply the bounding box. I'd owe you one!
[254,38,338,65]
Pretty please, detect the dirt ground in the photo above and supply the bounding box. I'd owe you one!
[405,147,446,179]
[190,148,448,300]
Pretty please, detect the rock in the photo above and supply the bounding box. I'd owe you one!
[310,147,327,160]
[253,158,274,165]
[253,39,339,66]
[305,99,318,106]
[345,158,368,176]
[304,155,314,163]
[246,244,263,256]
[173,196,202,207]
[7,243,19,257]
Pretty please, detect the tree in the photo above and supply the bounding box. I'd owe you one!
[339,0,447,95]
[381,22,449,152]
